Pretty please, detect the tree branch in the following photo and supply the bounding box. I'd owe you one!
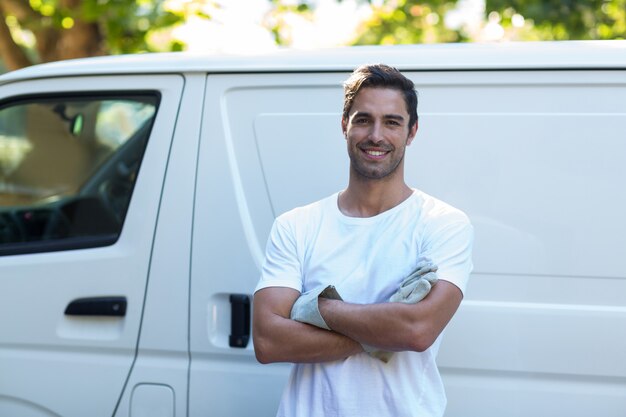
[0,0,41,24]
[58,21,103,61]
[0,5,33,70]
[56,0,104,61]
[34,26,59,63]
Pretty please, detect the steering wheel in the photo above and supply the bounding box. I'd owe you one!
[41,205,72,240]
[0,212,25,244]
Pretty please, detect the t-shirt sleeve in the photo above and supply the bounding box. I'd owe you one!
[422,217,474,295]
[254,217,303,294]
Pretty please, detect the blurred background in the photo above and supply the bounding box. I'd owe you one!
[0,0,624,72]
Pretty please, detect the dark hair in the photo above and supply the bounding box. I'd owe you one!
[342,64,418,128]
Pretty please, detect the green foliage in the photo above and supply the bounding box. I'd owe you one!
[11,0,187,55]
[487,0,626,40]
[350,0,626,44]
[94,0,186,54]
[266,0,313,45]
[354,0,465,45]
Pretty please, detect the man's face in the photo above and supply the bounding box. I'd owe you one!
[342,87,417,181]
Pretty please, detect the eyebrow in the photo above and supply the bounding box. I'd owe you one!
[352,111,406,122]
[385,114,406,122]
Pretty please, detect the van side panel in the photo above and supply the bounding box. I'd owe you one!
[411,70,626,416]
[191,70,626,416]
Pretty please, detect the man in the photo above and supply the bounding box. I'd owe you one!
[253,64,474,417]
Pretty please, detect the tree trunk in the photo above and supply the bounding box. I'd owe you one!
[0,4,33,70]
[35,27,61,63]
[56,0,104,61]
[0,0,105,71]
[58,21,103,61]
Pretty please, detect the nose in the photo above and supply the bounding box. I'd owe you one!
[368,121,383,143]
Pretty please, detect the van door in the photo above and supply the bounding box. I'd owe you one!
[0,75,183,417]
[189,72,349,416]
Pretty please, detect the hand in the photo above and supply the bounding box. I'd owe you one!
[368,259,439,362]
[361,342,394,363]
[389,259,438,304]
[290,285,343,330]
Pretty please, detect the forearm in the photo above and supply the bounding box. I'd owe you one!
[253,313,362,363]
[319,280,462,352]
[252,287,362,364]
[319,299,427,351]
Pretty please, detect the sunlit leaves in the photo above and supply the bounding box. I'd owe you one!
[2,0,191,65]
[354,0,464,45]
[265,0,617,44]
[486,0,626,40]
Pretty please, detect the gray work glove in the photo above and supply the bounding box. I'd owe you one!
[367,260,439,363]
[290,285,343,330]
[389,260,438,304]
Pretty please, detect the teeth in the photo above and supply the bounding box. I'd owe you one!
[366,150,386,156]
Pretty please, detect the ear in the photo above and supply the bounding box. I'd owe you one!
[341,117,347,138]
[406,120,418,146]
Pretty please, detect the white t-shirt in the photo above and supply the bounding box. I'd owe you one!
[255,189,474,417]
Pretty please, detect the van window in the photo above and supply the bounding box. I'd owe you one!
[0,94,158,255]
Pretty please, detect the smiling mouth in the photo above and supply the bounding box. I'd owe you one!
[362,148,390,158]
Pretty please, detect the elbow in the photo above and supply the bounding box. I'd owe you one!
[412,339,434,353]
[406,324,438,353]
[255,349,272,365]
[252,313,277,364]
[253,333,278,364]
[254,346,272,364]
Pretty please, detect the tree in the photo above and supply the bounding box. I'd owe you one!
[351,0,626,44]
[266,0,626,45]
[0,0,186,72]
[353,0,464,45]
[486,0,626,40]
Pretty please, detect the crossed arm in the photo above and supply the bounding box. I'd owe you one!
[252,280,462,364]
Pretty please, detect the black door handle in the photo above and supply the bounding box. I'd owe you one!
[64,296,127,317]
[229,294,250,348]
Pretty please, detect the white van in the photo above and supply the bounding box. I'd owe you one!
[0,41,624,417]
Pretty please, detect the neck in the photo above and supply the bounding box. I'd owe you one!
[339,171,413,218]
